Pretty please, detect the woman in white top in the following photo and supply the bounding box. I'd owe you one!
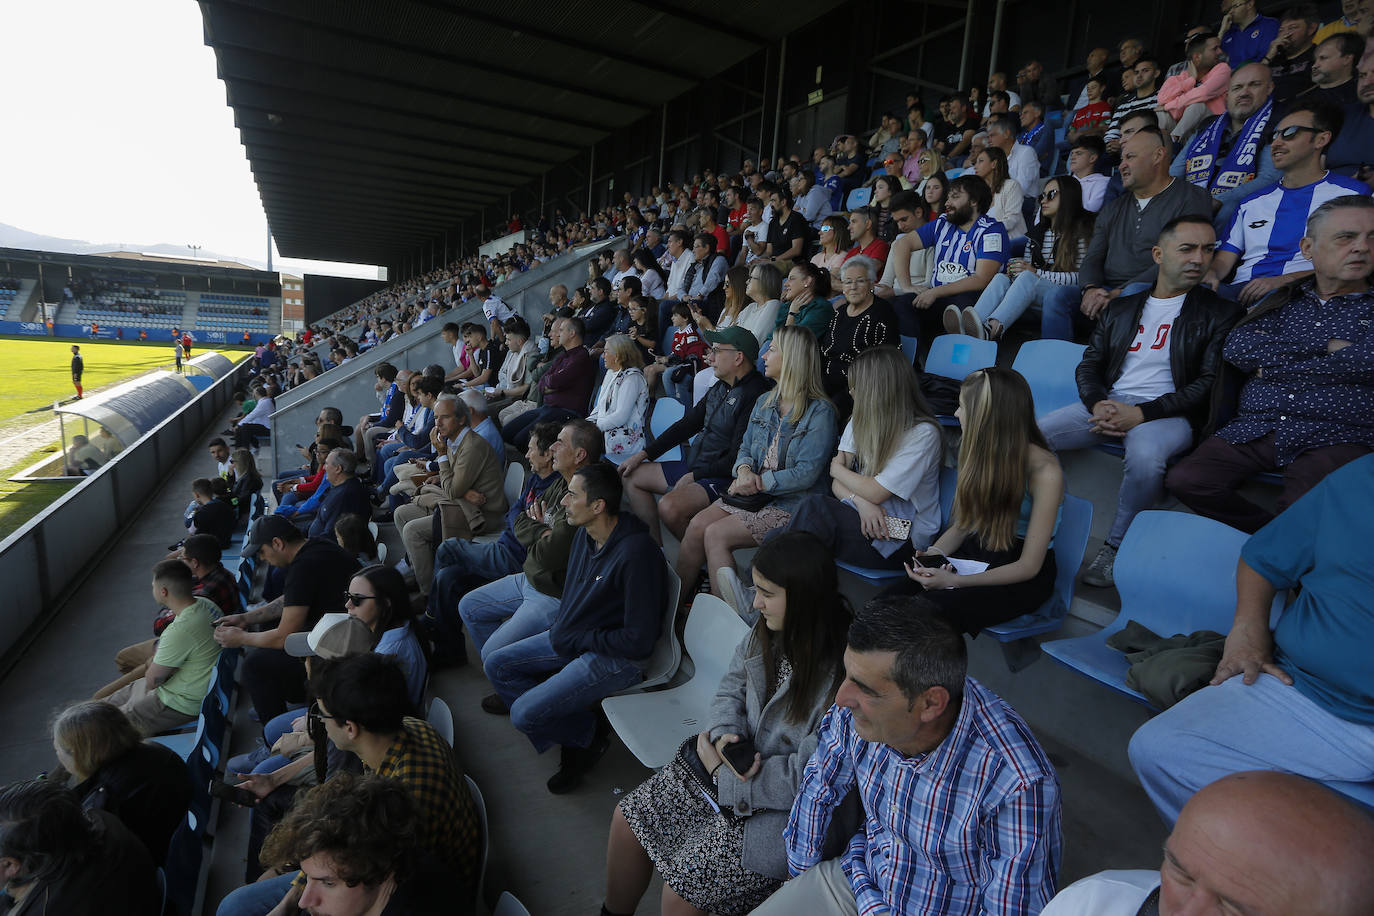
[590,335,651,459]
[809,215,850,276]
[779,345,942,570]
[736,262,783,346]
[972,146,1027,238]
[632,249,668,300]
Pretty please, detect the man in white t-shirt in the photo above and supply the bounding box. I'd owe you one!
[472,282,515,343]
[1037,216,1243,587]
[1042,770,1374,916]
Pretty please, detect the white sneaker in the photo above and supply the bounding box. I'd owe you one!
[717,568,756,624]
[960,307,987,339]
[941,304,963,335]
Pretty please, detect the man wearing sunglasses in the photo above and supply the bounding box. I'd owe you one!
[1204,101,1369,304]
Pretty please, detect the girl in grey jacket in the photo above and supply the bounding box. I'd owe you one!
[603,532,851,916]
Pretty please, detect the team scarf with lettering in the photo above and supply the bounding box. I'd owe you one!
[1183,99,1272,197]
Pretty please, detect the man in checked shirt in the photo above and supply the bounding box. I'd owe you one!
[753,597,1062,916]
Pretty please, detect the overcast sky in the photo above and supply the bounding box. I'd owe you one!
[1,0,380,279]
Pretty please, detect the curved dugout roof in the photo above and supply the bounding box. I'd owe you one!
[55,371,200,447]
[186,352,237,379]
[199,0,845,266]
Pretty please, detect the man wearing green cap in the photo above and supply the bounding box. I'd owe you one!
[618,325,773,545]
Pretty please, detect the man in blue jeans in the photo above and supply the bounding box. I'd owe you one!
[1057,127,1213,340]
[1129,453,1374,825]
[1038,216,1242,587]
[483,461,666,794]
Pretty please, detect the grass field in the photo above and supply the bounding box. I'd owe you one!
[0,338,248,539]
[0,338,239,425]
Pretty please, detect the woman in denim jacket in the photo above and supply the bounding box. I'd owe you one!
[675,325,838,606]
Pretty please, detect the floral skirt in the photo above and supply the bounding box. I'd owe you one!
[618,760,781,914]
[716,499,792,544]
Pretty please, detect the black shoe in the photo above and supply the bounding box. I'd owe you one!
[480,693,509,715]
[546,734,610,794]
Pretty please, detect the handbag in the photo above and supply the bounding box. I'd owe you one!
[722,490,774,512]
[673,735,719,804]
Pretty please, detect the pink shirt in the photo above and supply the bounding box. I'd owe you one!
[1156,63,1232,119]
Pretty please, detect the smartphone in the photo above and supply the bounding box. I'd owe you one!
[295,443,305,450]
[209,778,258,808]
[915,554,949,569]
[722,738,759,774]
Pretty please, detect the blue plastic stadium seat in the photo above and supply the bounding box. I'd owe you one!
[845,187,873,209]
[649,397,685,462]
[982,492,1093,670]
[1041,511,1286,708]
[925,334,997,381]
[1013,339,1087,419]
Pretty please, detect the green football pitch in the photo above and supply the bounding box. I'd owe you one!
[0,338,244,426]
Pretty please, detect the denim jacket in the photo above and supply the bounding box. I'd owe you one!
[733,396,837,512]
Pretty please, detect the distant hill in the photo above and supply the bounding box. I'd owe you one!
[0,221,259,267]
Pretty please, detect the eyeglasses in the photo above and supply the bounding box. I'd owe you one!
[710,345,738,355]
[819,226,833,233]
[1272,124,1322,141]
[1038,189,1059,202]
[343,592,375,605]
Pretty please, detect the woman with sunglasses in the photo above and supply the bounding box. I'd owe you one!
[958,175,1096,340]
[809,214,850,275]
[343,564,427,707]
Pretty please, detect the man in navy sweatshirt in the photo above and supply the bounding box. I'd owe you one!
[483,461,667,793]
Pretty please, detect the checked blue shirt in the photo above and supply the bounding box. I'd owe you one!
[785,678,1061,916]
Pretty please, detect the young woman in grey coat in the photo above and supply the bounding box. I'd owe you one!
[603,532,850,916]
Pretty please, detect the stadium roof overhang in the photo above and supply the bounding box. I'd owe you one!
[199,0,846,267]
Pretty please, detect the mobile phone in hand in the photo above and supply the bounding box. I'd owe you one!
[722,737,759,774]
[916,554,949,569]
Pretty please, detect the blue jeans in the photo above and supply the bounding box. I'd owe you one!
[1041,281,1151,340]
[215,872,295,916]
[225,707,306,776]
[1039,399,1193,548]
[374,439,407,484]
[484,630,643,752]
[377,448,425,497]
[458,573,562,664]
[1129,674,1374,825]
[503,406,580,449]
[428,540,524,656]
[664,364,695,408]
[971,271,1068,333]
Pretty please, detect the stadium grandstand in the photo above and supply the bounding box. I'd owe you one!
[1,2,1371,916]
[0,248,281,344]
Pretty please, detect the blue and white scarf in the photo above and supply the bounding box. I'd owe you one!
[1183,100,1272,197]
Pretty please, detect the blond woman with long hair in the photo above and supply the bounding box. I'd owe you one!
[675,325,838,608]
[778,346,942,571]
[891,367,1063,633]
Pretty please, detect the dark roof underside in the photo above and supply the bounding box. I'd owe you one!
[200,0,844,265]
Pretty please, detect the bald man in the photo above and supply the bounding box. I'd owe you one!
[1042,771,1374,915]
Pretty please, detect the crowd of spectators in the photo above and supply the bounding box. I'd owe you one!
[7,10,1374,916]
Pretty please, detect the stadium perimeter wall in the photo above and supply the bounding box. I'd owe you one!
[0,358,251,670]
[270,240,616,471]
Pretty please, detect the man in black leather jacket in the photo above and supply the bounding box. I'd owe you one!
[617,325,773,545]
[1038,215,1243,586]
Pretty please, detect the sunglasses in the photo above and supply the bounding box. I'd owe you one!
[1271,124,1322,141]
[343,592,375,605]
[1038,189,1060,202]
